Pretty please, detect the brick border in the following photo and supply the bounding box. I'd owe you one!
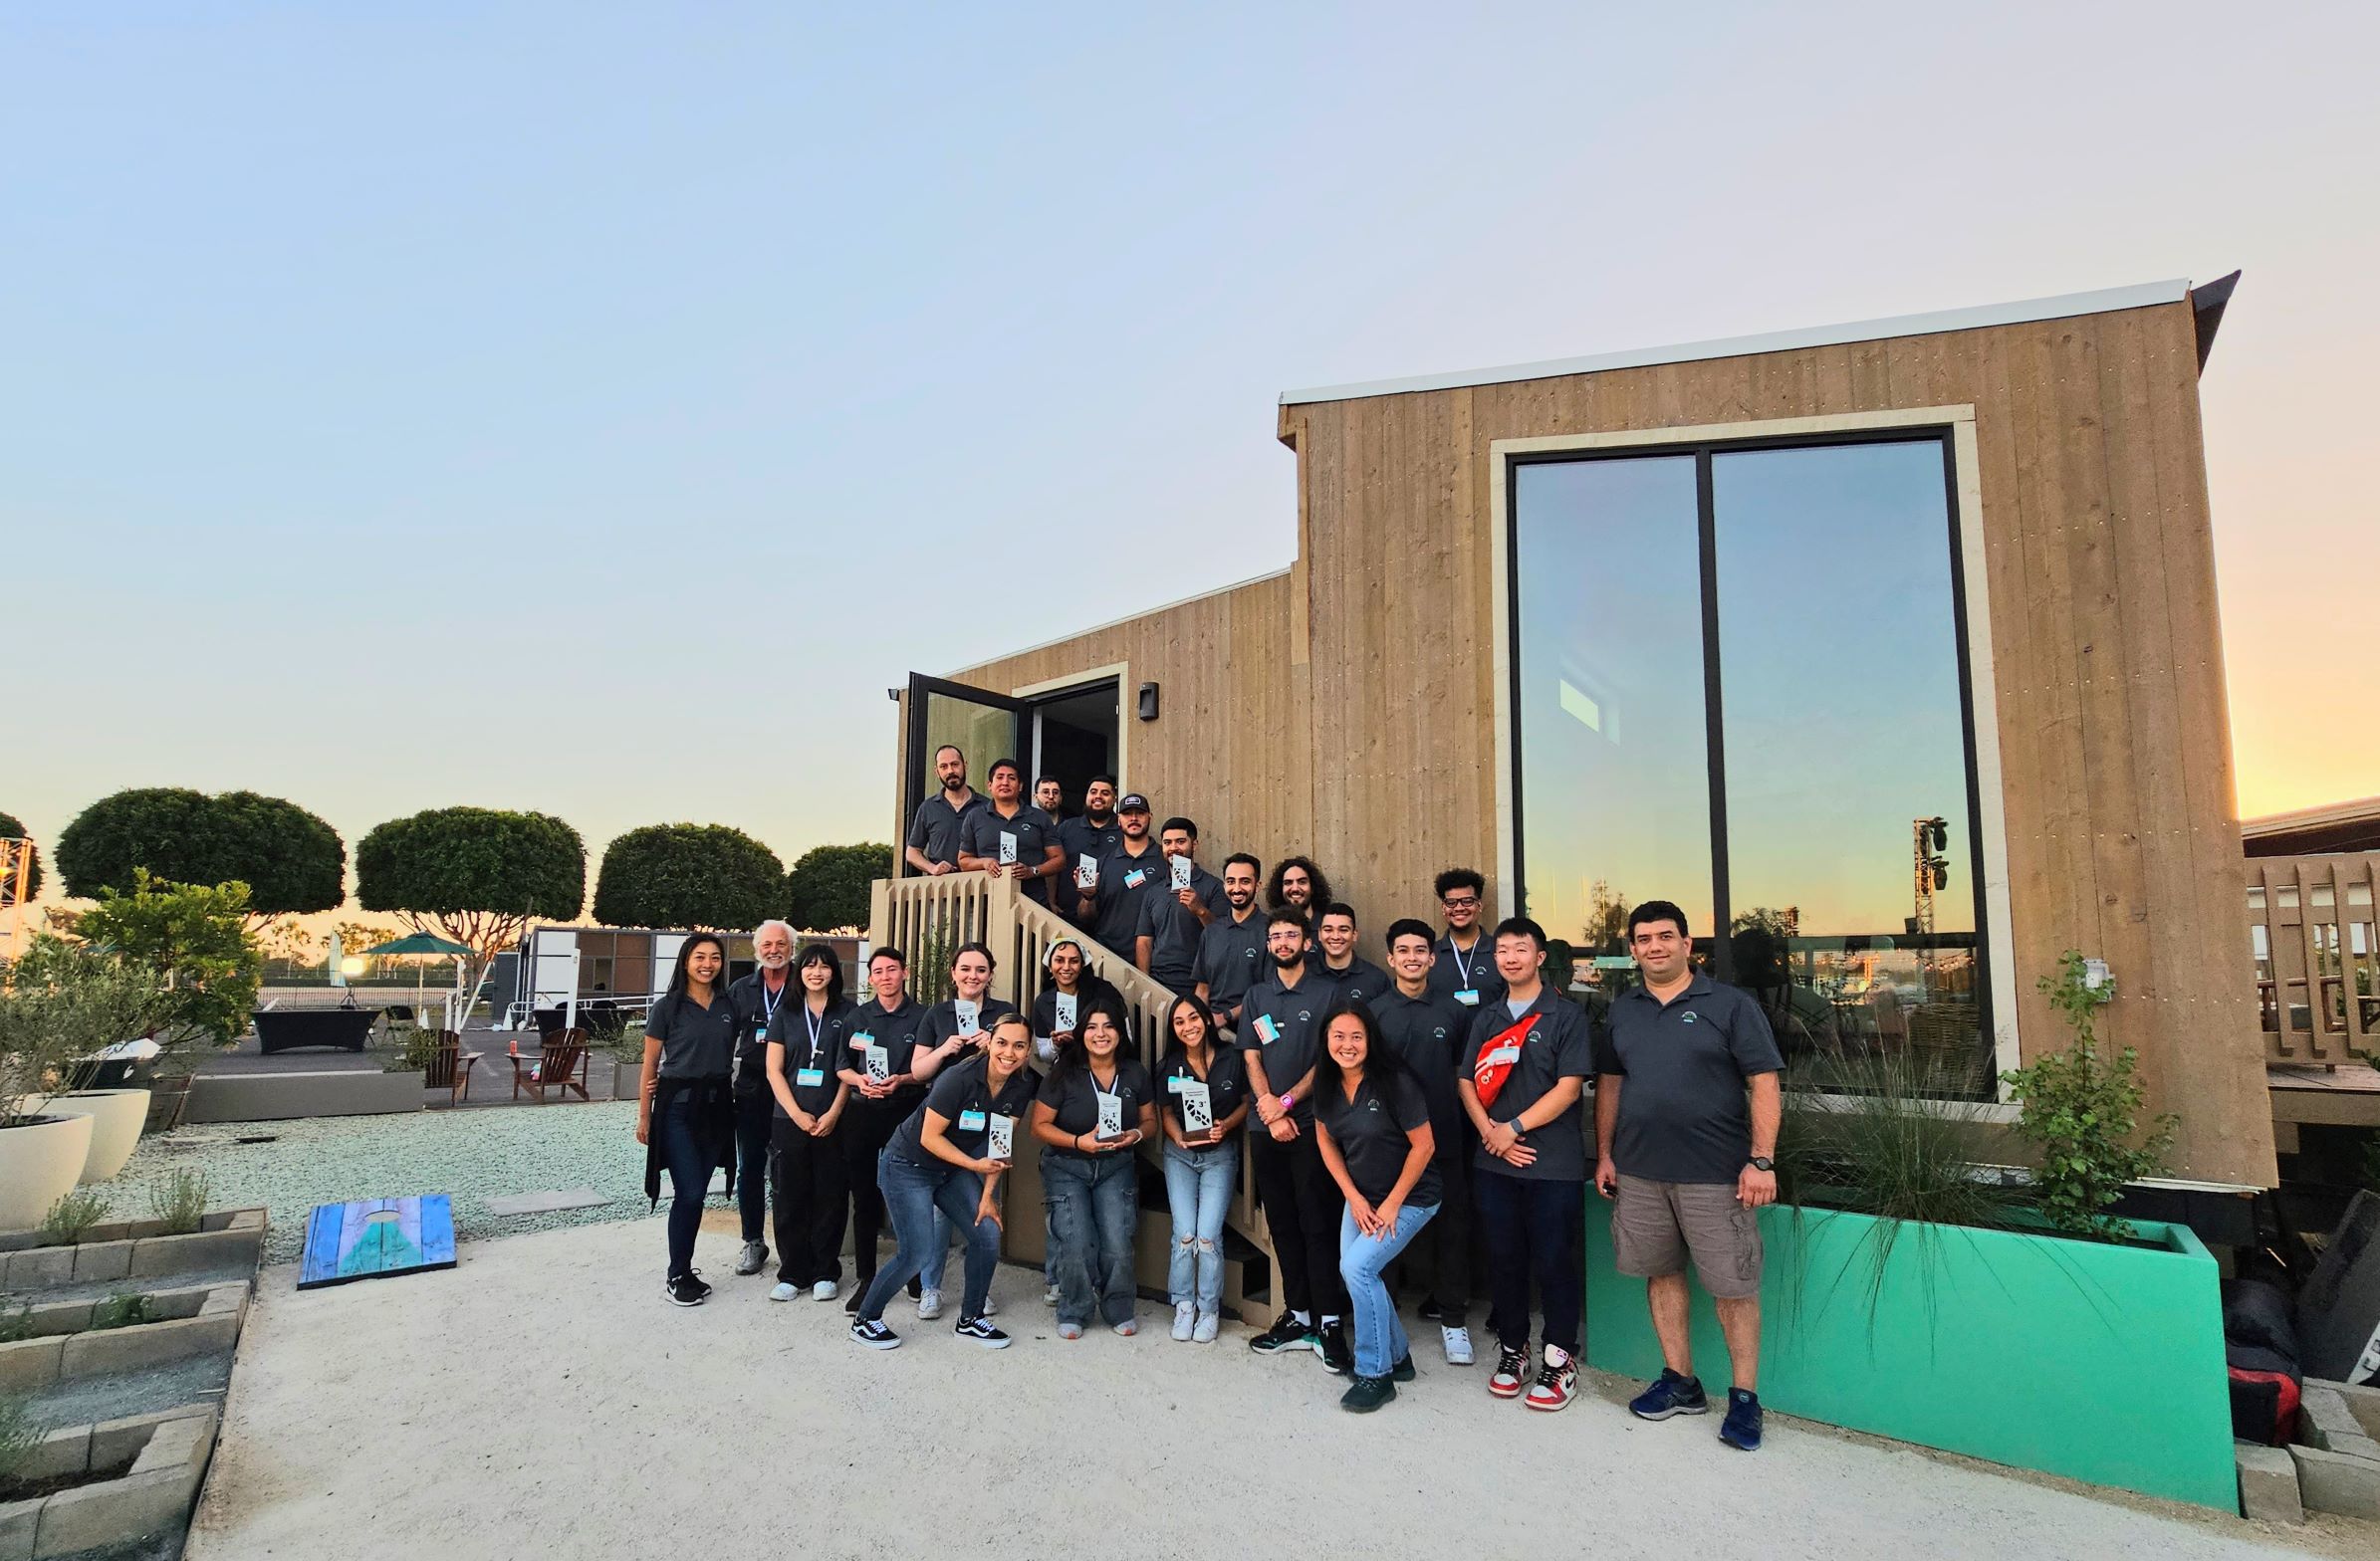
[0,1403,217,1561]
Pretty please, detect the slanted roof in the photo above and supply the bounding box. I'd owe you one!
[2243,794,2380,858]
[1280,275,2239,408]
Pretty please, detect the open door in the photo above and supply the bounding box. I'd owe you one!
[902,673,1030,873]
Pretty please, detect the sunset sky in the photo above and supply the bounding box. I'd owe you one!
[7,2,2374,907]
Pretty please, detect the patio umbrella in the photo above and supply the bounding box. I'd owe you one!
[364,933,474,1024]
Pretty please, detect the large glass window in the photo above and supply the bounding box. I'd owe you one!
[1512,433,1992,1092]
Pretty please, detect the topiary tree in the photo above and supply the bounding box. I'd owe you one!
[66,872,263,1045]
[0,810,42,905]
[594,823,784,931]
[786,843,893,933]
[357,807,585,1005]
[55,788,344,924]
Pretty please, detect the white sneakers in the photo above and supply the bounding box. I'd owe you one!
[916,1289,944,1321]
[1442,1325,1475,1366]
[811,1280,838,1302]
[1192,1310,1220,1344]
[1172,1302,1197,1341]
[769,1281,798,1302]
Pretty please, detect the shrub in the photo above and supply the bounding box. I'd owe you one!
[148,1169,212,1235]
[0,1302,29,1344]
[89,1293,155,1331]
[66,872,263,1045]
[38,1189,112,1244]
[2003,950,2176,1241]
[0,1393,37,1484]
[0,941,169,1126]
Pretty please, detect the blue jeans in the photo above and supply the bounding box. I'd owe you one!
[653,1092,710,1278]
[922,1211,956,1296]
[856,1154,1000,1324]
[1042,1150,1138,1328]
[1162,1141,1236,1313]
[1340,1202,1439,1379]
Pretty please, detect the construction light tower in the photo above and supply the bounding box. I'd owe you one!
[1912,817,1950,979]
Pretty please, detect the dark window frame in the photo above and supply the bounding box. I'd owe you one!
[1505,426,1992,1053]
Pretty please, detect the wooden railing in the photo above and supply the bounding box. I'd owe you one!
[868,870,1274,1293]
[2249,853,2380,1066]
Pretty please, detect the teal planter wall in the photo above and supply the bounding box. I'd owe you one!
[1583,1204,2237,1510]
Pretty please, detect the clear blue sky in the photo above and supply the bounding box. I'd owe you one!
[9,2,2375,893]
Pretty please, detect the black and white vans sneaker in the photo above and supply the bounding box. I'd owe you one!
[665,1271,710,1307]
[954,1316,1013,1350]
[849,1317,901,1350]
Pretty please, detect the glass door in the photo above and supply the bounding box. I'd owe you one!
[903,673,1029,873]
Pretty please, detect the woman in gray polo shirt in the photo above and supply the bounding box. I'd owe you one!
[635,933,740,1307]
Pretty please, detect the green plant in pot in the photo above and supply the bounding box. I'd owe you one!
[0,944,161,1230]
[2002,950,2175,1241]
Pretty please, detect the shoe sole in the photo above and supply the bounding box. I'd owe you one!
[664,1287,705,1308]
[1630,1402,1712,1421]
[958,1332,1014,1350]
[1340,1388,1396,1414]
[1248,1338,1304,1354]
[1525,1394,1575,1413]
[849,1332,901,1351]
[768,1290,795,1303]
[1719,1424,1762,1450]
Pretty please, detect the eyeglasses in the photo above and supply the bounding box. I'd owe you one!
[1441,896,1480,909]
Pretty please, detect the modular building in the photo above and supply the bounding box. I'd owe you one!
[889,276,2273,1188]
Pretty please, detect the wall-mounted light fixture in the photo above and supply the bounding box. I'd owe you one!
[1137,682,1160,722]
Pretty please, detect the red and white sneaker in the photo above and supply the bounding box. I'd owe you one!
[1489,1343,1530,1399]
[1525,1347,1578,1412]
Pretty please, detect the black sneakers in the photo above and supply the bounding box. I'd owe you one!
[1489,1342,1530,1398]
[1391,1353,1416,1383]
[664,1270,711,1307]
[1318,1319,1353,1376]
[1249,1310,1312,1354]
[849,1317,901,1350]
[1339,1374,1397,1414]
[954,1316,1014,1350]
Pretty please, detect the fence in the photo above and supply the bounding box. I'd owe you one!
[2249,853,2379,1065]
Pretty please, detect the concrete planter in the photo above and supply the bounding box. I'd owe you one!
[611,1060,644,1103]
[0,1404,219,1560]
[1583,1203,2236,1509]
[184,1068,424,1123]
[0,1115,94,1231]
[54,1089,151,1184]
[0,1208,268,1292]
[0,1282,248,1394]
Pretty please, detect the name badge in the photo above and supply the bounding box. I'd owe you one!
[864,1045,890,1082]
[1075,858,1099,889]
[986,1114,1015,1162]
[998,832,1018,865]
[1252,1013,1281,1044]
[1179,1078,1213,1132]
[753,1023,768,1041]
[850,1030,874,1051]
[958,1109,988,1132]
[1096,1092,1124,1139]
[795,1067,826,1087]
[1454,989,1481,1006]
[1123,867,1148,890]
[955,999,980,1035]
[1054,992,1077,1030]
[1169,855,1192,891]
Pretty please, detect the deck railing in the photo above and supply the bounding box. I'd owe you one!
[869,870,1273,1282]
[2249,853,2380,1065]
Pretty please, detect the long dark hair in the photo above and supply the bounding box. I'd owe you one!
[1055,993,1133,1079]
[1266,854,1333,916]
[661,932,730,1015]
[794,941,845,1007]
[1161,994,1221,1060]
[1310,996,1406,1101]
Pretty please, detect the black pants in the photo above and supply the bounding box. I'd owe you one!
[734,1089,772,1244]
[1249,1127,1347,1319]
[1475,1167,1584,1356]
[1412,1138,1474,1326]
[840,1104,901,1287]
[770,1117,850,1286]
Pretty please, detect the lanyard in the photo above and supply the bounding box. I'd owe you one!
[1088,1065,1122,1109]
[802,1003,827,1063]
[1445,933,1483,987]
[758,977,791,1027]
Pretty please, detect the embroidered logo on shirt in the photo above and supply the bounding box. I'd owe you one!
[1682,1012,1699,1024]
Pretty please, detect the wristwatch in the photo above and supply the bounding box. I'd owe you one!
[1748,1156,1775,1173]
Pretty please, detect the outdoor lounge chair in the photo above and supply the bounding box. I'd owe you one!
[509,1029,591,1103]
[425,1029,484,1107]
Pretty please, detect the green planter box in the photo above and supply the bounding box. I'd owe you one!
[1583,1204,2235,1510]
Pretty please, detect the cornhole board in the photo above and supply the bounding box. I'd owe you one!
[299,1195,457,1289]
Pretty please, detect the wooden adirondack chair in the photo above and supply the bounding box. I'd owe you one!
[509,1028,591,1103]
[424,1029,484,1106]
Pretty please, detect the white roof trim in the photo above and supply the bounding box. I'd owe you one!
[1280,279,2195,407]
[944,565,1292,677]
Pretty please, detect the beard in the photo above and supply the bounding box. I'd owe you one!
[1272,947,1305,970]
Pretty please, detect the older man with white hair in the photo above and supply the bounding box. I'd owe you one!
[725,919,799,1276]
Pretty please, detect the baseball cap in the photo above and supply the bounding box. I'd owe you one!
[1117,793,1152,813]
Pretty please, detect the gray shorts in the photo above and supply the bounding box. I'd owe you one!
[1610,1174,1763,1298]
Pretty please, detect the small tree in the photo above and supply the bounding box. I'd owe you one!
[0,941,171,1125]
[2003,950,2177,1241]
[0,809,42,905]
[68,872,264,1045]
[357,807,585,1003]
[594,824,784,931]
[786,843,892,933]
[56,788,344,925]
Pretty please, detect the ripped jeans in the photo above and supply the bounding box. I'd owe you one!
[1162,1139,1237,1314]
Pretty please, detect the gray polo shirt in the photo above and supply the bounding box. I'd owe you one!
[1134,861,1228,989]
[1056,814,1122,883]
[1085,841,1167,957]
[1372,985,1473,1152]
[1191,909,1269,1021]
[1428,931,1509,1010]
[1594,974,1783,1185]
[1317,955,1391,1007]
[1238,965,1341,1125]
[906,789,984,868]
[645,990,738,1080]
[959,803,1056,904]
[1459,989,1591,1183]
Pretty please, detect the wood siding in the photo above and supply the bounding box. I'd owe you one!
[954,296,2271,1184]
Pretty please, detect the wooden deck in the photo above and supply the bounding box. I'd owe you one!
[2268,1061,2380,1142]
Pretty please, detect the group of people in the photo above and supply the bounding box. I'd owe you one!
[631,750,1785,1449]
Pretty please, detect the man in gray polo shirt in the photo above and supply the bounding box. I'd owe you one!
[1593,898,1784,1453]
[1135,816,1226,991]
[1192,852,1267,1031]
[903,745,982,876]
[1056,775,1122,892]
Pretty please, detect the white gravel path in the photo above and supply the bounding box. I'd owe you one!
[184,1218,2363,1561]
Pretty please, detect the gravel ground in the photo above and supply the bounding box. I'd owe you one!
[109,1103,686,1263]
[25,1354,231,1433]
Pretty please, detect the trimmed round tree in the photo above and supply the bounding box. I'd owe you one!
[785,842,893,933]
[0,809,42,904]
[55,787,344,921]
[357,807,586,1004]
[594,824,785,931]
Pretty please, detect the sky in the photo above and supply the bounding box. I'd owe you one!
[7,1,2376,908]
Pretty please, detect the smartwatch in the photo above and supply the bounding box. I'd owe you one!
[1748,1156,1775,1173]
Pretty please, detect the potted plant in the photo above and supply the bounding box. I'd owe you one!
[0,941,171,1201]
